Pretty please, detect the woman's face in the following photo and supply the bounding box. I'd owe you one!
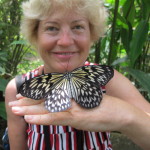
[37,10,92,73]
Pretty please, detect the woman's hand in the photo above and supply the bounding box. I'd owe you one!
[9,94,150,149]
[8,94,142,131]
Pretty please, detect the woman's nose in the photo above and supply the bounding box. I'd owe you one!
[57,30,74,46]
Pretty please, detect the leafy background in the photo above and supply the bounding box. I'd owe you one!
[0,0,149,149]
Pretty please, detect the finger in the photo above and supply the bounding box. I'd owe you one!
[9,98,44,107]
[11,102,48,115]
[16,93,25,99]
[24,112,72,126]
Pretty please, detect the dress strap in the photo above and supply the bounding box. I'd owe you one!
[42,67,44,74]
[15,75,25,93]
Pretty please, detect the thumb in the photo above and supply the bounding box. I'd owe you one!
[24,110,72,126]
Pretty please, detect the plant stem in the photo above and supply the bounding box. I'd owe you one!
[108,0,119,65]
[95,38,101,64]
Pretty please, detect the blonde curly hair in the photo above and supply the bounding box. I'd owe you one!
[20,0,107,47]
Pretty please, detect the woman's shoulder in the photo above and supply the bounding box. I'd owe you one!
[84,61,97,66]
[6,78,16,89]
[22,65,43,79]
[5,78,17,103]
[5,66,43,99]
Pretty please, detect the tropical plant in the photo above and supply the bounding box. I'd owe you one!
[0,0,37,119]
[93,0,150,100]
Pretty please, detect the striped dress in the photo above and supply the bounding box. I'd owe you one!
[22,62,112,150]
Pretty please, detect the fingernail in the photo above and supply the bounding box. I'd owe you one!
[16,94,24,99]
[12,107,21,113]
[16,93,21,98]
[8,101,18,107]
[25,115,33,120]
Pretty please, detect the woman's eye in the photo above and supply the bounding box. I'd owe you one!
[46,26,59,31]
[73,25,84,30]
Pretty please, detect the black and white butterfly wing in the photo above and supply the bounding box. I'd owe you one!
[19,73,72,112]
[95,65,114,85]
[69,65,114,108]
[76,65,114,86]
[19,73,65,99]
[18,75,45,100]
[69,76,102,108]
[44,77,72,112]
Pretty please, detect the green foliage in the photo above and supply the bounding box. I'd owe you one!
[94,0,150,100]
[17,58,43,74]
[0,0,40,120]
[125,68,150,100]
[129,20,149,66]
[0,0,25,77]
[0,102,7,120]
[0,78,9,93]
[6,40,32,75]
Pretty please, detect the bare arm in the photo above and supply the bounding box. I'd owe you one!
[106,70,150,112]
[5,79,28,150]
[9,95,150,150]
[121,110,150,150]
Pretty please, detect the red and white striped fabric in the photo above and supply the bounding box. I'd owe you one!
[23,62,112,150]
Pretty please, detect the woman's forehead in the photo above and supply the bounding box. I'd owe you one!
[40,9,88,23]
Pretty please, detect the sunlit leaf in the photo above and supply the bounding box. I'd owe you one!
[0,67,5,74]
[117,13,128,29]
[129,20,149,66]
[112,56,128,66]
[10,40,27,45]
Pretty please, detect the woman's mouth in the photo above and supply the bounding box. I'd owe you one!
[53,52,77,59]
[56,52,74,55]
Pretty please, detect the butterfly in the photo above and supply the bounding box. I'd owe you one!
[18,65,114,112]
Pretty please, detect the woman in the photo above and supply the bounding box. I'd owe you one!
[5,0,150,149]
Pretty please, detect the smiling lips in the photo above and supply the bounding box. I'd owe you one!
[53,52,77,59]
[54,52,75,55]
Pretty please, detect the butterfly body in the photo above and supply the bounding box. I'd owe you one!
[19,65,114,112]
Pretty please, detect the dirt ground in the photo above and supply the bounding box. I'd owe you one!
[110,132,142,150]
[0,117,142,150]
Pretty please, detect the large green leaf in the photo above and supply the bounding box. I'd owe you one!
[0,102,7,120]
[126,68,150,98]
[0,66,5,74]
[122,0,134,17]
[0,51,8,62]
[121,28,130,52]
[120,22,133,54]
[117,13,128,29]
[122,0,135,25]
[112,56,128,66]
[141,0,150,19]
[10,40,27,45]
[129,20,149,66]
[0,78,9,92]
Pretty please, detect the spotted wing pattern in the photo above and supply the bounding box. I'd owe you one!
[19,65,114,112]
[44,77,72,112]
[19,73,64,100]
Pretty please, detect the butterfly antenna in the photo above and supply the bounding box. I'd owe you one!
[65,56,71,72]
[54,55,71,72]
